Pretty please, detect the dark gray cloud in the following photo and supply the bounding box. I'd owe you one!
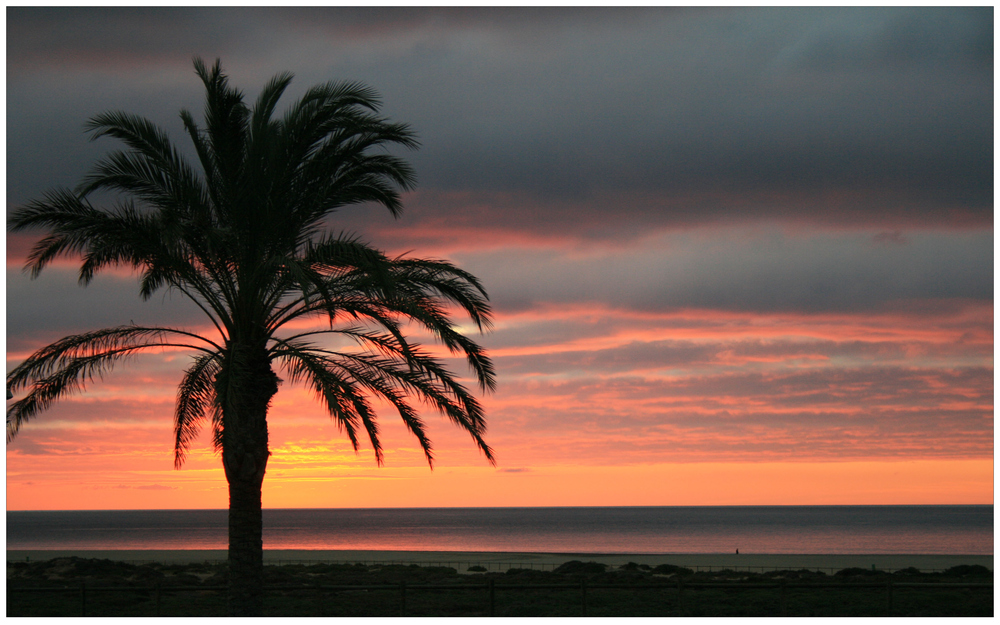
[494,337,992,377]
[366,7,992,223]
[6,7,992,237]
[454,229,993,314]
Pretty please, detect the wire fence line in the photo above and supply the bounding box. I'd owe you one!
[10,579,993,617]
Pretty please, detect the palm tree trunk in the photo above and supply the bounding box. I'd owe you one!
[218,344,279,616]
[227,463,267,615]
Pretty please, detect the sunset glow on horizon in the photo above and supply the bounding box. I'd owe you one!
[6,7,993,510]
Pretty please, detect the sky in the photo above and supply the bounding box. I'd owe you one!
[5,6,994,510]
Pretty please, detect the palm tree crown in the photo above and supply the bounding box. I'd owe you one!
[7,58,495,615]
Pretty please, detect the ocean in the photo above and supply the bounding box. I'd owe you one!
[6,506,992,555]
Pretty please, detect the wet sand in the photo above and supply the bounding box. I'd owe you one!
[6,549,992,572]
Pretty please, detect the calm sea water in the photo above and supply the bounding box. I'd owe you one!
[6,506,992,555]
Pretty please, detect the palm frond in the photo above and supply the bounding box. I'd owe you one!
[78,111,207,213]
[194,57,249,217]
[251,70,294,141]
[7,326,217,442]
[281,81,418,222]
[173,353,222,468]
[272,337,492,466]
[277,345,370,460]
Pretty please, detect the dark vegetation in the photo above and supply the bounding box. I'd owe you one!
[7,557,992,617]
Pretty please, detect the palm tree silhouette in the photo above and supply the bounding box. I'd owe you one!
[7,58,496,616]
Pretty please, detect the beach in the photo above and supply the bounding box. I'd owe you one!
[6,549,991,573]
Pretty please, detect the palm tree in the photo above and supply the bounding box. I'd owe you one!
[7,58,496,616]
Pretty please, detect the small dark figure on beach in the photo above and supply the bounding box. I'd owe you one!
[736,549,739,555]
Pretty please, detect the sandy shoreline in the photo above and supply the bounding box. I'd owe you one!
[6,550,992,572]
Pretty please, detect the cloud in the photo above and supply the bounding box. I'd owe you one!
[768,7,991,72]
[454,228,992,314]
[7,7,992,231]
[494,337,990,377]
[378,7,991,221]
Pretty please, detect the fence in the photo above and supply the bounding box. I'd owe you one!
[10,579,992,617]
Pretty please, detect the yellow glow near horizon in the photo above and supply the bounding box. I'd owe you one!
[6,458,991,510]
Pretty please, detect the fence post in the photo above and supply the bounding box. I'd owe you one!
[155,583,161,617]
[399,581,406,616]
[581,580,587,616]
[488,578,495,617]
[79,583,87,617]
